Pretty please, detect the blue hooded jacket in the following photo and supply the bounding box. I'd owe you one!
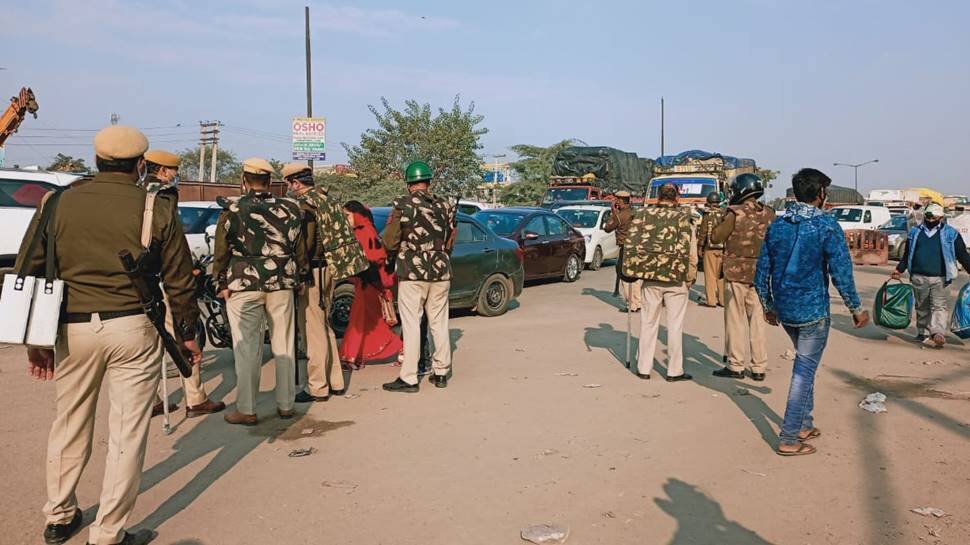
[754,202,862,327]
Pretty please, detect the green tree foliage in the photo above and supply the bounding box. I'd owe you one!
[46,153,89,173]
[343,96,487,204]
[176,146,243,183]
[755,168,779,189]
[499,139,584,206]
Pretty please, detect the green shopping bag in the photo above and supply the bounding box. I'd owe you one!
[873,279,914,330]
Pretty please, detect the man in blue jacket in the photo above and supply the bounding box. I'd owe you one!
[754,168,870,456]
[891,203,970,348]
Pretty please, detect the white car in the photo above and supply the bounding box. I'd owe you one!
[555,205,619,270]
[0,168,83,273]
[831,205,893,231]
[177,201,222,258]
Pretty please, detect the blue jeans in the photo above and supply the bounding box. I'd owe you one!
[779,318,831,446]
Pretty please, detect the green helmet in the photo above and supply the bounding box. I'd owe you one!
[404,161,433,184]
[728,173,765,205]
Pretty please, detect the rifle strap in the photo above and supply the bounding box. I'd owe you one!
[141,192,157,249]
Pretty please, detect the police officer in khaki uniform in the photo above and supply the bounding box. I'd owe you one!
[143,150,225,418]
[17,126,201,545]
[382,161,457,392]
[711,173,775,381]
[698,191,727,307]
[622,183,698,382]
[604,190,641,312]
[281,162,368,402]
[213,158,306,425]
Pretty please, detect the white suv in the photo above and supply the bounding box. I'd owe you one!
[0,168,83,273]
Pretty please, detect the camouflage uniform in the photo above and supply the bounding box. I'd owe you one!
[698,207,727,306]
[622,203,698,378]
[711,199,775,375]
[382,189,457,385]
[212,191,306,416]
[604,205,641,311]
[292,186,368,399]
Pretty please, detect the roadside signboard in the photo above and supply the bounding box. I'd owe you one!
[292,117,326,161]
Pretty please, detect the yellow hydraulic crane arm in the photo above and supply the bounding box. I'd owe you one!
[0,87,38,148]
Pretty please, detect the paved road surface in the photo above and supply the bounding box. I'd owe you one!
[1,264,968,544]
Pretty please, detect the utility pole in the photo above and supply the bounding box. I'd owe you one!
[199,120,221,182]
[833,159,879,194]
[304,6,313,170]
[660,97,665,157]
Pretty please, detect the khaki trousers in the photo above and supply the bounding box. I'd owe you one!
[703,249,726,306]
[637,282,689,377]
[45,314,162,545]
[724,281,768,373]
[298,266,343,396]
[398,280,451,385]
[622,279,642,311]
[158,297,208,406]
[226,290,296,415]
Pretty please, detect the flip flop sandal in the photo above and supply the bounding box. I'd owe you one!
[776,443,817,457]
[798,428,821,441]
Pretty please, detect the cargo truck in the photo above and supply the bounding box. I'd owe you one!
[647,150,756,207]
[540,147,653,207]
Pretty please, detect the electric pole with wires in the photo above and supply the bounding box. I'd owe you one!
[199,120,221,182]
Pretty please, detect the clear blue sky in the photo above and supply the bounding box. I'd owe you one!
[4,0,968,195]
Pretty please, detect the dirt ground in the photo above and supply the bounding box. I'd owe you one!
[1,264,968,545]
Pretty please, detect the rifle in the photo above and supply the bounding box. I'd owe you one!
[119,249,194,378]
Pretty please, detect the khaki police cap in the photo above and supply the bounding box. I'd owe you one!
[615,190,632,198]
[281,161,311,179]
[93,126,149,160]
[144,150,180,168]
[242,157,275,176]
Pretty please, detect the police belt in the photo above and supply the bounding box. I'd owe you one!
[309,259,327,269]
[63,308,144,323]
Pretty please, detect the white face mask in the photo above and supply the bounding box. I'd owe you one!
[170,173,180,187]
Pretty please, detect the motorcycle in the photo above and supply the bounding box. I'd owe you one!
[192,253,232,349]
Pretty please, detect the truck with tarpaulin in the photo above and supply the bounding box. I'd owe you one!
[541,146,654,207]
[647,150,756,208]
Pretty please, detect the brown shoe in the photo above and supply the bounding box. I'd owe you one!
[186,399,226,418]
[932,333,946,348]
[224,411,257,426]
[277,408,295,419]
[151,401,178,417]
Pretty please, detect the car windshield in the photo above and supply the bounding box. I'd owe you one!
[833,208,863,222]
[649,179,717,198]
[178,207,221,234]
[0,180,58,208]
[557,209,600,228]
[475,211,527,236]
[880,215,909,230]
[543,188,588,204]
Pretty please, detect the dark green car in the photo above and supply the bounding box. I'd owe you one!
[330,209,525,336]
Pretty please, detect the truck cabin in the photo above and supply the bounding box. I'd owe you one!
[540,175,604,207]
[646,176,719,207]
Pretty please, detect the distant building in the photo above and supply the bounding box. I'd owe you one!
[481,162,515,184]
[313,163,356,177]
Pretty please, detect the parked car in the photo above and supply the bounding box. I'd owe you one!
[0,168,82,278]
[831,205,893,231]
[457,200,489,215]
[177,201,222,258]
[879,213,917,260]
[329,209,525,336]
[474,207,586,282]
[555,204,618,270]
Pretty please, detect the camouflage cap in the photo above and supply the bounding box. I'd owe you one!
[242,157,274,175]
[93,126,148,160]
[281,161,311,179]
[144,149,180,168]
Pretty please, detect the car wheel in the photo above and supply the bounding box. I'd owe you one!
[563,254,582,283]
[330,282,356,337]
[587,247,603,271]
[476,274,512,317]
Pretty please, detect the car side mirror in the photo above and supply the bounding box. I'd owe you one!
[523,231,540,241]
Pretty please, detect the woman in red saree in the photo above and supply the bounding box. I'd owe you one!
[339,201,403,369]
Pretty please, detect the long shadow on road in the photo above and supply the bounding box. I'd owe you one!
[581,287,625,311]
[655,478,775,545]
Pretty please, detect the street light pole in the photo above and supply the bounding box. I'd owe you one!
[833,159,879,194]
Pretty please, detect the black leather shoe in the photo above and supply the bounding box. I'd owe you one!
[666,373,693,382]
[331,388,347,396]
[44,508,81,545]
[431,374,449,388]
[618,307,630,313]
[750,372,766,382]
[295,391,329,403]
[713,367,745,379]
[635,373,651,380]
[383,378,419,393]
[89,529,157,545]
